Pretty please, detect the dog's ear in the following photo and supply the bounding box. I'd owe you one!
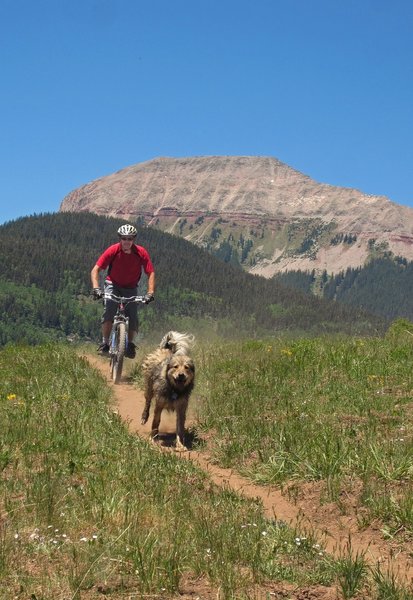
[160,331,173,349]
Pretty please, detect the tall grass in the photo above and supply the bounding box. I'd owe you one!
[335,538,368,599]
[0,344,337,598]
[2,331,413,599]
[195,332,413,539]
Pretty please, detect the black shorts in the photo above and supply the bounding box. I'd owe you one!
[101,281,139,332]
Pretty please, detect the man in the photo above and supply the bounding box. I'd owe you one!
[91,224,155,358]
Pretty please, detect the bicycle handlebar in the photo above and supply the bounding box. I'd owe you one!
[103,292,147,304]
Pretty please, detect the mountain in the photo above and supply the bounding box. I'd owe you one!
[60,156,413,276]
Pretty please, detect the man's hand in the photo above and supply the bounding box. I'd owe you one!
[92,288,103,300]
[144,292,154,304]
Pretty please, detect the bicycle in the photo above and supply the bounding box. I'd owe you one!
[103,292,146,384]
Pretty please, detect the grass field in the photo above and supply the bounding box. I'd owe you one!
[193,324,413,538]
[1,324,413,599]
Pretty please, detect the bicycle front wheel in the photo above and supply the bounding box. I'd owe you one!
[111,322,126,384]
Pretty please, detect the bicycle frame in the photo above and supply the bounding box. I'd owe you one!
[103,293,146,383]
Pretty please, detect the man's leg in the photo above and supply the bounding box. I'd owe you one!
[98,282,117,353]
[122,288,138,343]
[124,288,138,358]
[102,321,112,341]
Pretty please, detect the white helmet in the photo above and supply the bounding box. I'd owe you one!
[117,224,137,237]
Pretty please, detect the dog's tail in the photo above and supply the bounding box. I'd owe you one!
[159,331,195,355]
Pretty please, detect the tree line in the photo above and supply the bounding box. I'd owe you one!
[274,255,413,322]
[0,212,385,345]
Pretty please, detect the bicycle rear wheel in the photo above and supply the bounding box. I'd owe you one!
[110,322,126,384]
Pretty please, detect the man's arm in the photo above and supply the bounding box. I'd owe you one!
[147,271,155,295]
[91,264,102,289]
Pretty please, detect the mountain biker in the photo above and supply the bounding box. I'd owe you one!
[91,224,155,358]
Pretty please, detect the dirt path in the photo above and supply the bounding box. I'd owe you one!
[86,355,413,585]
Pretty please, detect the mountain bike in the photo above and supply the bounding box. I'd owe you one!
[104,292,146,384]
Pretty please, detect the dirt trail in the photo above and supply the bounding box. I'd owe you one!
[86,355,413,585]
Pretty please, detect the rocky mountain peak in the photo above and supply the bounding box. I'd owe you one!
[60,155,413,275]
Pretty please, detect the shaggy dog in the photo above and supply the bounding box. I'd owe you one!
[141,332,195,450]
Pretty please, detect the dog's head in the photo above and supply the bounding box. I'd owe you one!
[166,355,195,390]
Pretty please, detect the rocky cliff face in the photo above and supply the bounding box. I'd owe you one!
[60,156,413,275]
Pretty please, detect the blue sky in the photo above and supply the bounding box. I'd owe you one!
[1,0,413,224]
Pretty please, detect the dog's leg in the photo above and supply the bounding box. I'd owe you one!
[150,404,163,441]
[141,398,151,424]
[141,379,153,425]
[175,401,188,452]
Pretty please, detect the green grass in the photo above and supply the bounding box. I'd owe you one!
[0,344,338,599]
[1,329,413,599]
[194,330,413,540]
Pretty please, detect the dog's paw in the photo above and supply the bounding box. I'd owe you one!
[175,439,188,452]
[150,432,160,446]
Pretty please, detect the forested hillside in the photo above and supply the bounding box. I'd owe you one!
[0,213,383,345]
[274,256,413,321]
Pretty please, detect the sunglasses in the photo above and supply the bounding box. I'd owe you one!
[120,236,135,241]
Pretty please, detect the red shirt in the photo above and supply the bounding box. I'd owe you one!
[96,243,154,288]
